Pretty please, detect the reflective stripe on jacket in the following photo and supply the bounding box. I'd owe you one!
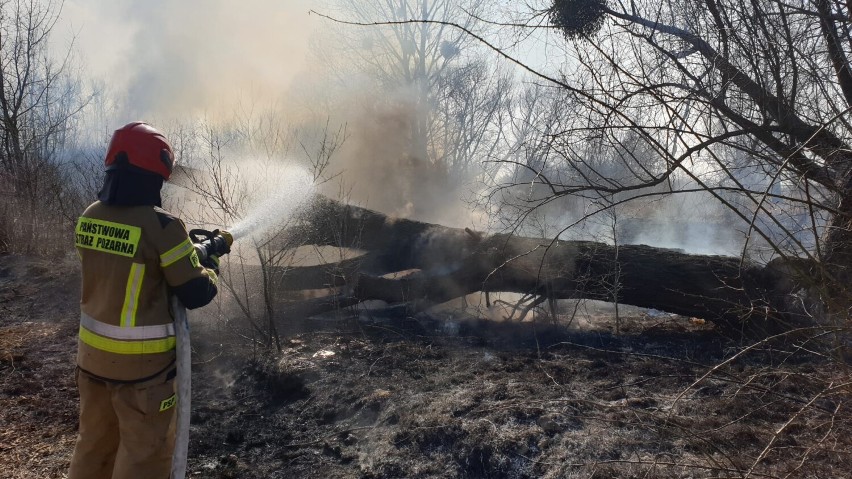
[79,311,176,355]
[75,201,215,381]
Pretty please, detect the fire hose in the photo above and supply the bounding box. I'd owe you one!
[170,296,191,479]
[171,229,233,479]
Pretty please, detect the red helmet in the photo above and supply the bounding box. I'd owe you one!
[104,122,175,181]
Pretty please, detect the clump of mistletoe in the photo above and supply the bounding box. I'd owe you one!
[548,0,608,39]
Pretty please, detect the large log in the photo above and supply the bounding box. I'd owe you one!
[277,196,812,335]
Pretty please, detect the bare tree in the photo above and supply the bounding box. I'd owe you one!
[0,0,89,253]
[315,1,513,218]
[447,0,852,327]
[326,0,481,158]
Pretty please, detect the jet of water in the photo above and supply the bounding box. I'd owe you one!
[228,166,315,243]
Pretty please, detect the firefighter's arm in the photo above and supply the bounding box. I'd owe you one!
[155,214,218,309]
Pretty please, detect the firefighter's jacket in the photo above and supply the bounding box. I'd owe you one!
[74,201,217,382]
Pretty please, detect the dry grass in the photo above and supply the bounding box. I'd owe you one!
[0,322,78,479]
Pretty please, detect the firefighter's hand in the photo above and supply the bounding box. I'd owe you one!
[201,254,220,275]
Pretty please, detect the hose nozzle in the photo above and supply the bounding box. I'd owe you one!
[189,229,233,261]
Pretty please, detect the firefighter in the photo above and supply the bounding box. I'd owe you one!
[68,122,229,479]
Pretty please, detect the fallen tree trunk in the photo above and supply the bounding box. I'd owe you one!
[275,196,813,335]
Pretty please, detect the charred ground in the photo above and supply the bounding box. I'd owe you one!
[1,253,850,478]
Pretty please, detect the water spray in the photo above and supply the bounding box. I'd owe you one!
[227,166,316,244]
[188,166,316,263]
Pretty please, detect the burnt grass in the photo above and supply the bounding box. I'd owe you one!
[2,253,851,478]
[188,314,851,479]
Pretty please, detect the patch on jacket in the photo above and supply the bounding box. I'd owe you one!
[159,393,177,412]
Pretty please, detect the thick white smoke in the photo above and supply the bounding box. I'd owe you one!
[55,0,755,259]
[56,0,321,121]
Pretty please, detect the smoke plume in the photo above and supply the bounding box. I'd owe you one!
[57,0,320,121]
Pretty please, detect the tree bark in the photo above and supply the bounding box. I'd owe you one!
[275,196,813,336]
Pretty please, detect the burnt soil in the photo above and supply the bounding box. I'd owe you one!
[2,252,851,478]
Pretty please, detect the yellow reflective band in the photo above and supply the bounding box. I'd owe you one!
[75,217,141,258]
[160,239,194,267]
[121,263,145,328]
[79,326,176,355]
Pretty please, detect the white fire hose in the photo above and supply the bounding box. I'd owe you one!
[170,296,191,479]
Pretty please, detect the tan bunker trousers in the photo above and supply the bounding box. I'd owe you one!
[68,367,177,479]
